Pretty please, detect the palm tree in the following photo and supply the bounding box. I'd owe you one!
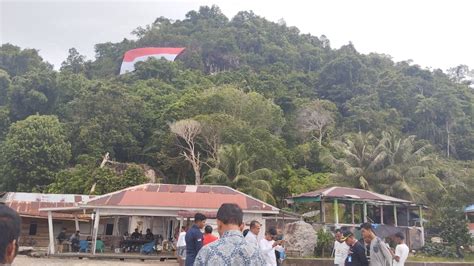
[203,144,276,205]
[327,131,440,201]
[326,132,386,190]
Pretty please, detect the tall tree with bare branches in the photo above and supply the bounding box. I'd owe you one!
[170,119,203,185]
[297,100,336,145]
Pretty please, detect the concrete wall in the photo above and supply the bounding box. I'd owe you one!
[283,258,474,266]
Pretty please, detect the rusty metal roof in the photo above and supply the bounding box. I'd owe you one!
[83,183,279,213]
[0,192,93,220]
[290,186,412,204]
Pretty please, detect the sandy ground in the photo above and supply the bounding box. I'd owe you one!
[13,255,179,266]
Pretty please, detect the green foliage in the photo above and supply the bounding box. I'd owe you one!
[315,228,333,257]
[0,115,71,191]
[420,242,458,258]
[0,6,472,211]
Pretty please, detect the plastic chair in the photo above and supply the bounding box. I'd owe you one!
[79,240,89,253]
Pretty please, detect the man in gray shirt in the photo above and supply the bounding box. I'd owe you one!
[360,223,392,266]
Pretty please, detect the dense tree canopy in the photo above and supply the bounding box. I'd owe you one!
[0,6,472,211]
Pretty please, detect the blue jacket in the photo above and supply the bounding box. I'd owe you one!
[185,224,203,266]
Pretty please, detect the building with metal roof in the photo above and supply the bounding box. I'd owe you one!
[287,186,426,249]
[40,183,281,255]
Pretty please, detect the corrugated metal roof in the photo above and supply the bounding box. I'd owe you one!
[0,192,93,219]
[83,183,279,213]
[465,204,474,213]
[291,186,412,204]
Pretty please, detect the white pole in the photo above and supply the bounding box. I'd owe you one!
[92,209,100,255]
[48,211,55,255]
[74,215,80,231]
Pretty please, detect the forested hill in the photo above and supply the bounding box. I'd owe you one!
[0,6,472,210]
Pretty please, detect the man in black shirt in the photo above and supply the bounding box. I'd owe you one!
[342,231,369,266]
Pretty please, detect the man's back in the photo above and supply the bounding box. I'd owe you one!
[369,237,392,266]
[185,224,203,266]
[195,230,265,266]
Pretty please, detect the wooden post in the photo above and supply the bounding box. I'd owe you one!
[394,205,398,226]
[319,200,324,223]
[113,216,120,236]
[380,205,384,224]
[92,210,100,255]
[351,202,355,224]
[48,211,55,255]
[74,215,80,232]
[334,199,339,225]
[321,199,326,223]
[363,203,367,223]
[419,206,424,227]
[406,207,410,226]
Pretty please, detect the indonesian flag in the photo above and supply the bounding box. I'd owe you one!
[119,47,185,74]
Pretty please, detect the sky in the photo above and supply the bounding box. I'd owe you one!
[1,0,473,71]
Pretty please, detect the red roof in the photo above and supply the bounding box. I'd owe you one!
[0,192,93,220]
[291,186,412,204]
[84,183,278,213]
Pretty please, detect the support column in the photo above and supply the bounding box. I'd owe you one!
[74,215,80,232]
[351,202,355,224]
[113,216,120,236]
[419,206,424,227]
[319,200,324,223]
[406,207,410,226]
[334,199,339,225]
[48,211,55,255]
[394,205,398,226]
[380,205,384,224]
[363,203,367,223]
[92,210,100,255]
[321,199,326,223]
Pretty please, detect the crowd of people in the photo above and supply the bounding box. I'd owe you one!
[1,203,411,266]
[176,204,286,266]
[333,223,410,266]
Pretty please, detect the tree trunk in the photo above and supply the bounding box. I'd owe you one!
[446,120,450,158]
[319,127,323,145]
[193,164,201,185]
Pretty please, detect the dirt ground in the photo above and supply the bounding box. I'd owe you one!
[13,255,179,266]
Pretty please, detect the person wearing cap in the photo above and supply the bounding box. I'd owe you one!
[333,229,350,266]
[360,223,392,266]
[342,231,369,266]
[391,232,409,266]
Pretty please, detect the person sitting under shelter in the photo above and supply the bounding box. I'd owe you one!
[131,228,141,239]
[56,227,68,253]
[145,228,154,241]
[69,230,81,252]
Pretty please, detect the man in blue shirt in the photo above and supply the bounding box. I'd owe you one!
[185,213,207,266]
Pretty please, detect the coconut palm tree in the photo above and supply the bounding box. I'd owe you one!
[203,144,276,205]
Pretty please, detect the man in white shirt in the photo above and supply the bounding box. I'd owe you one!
[391,232,409,266]
[176,226,187,266]
[259,227,284,266]
[333,229,350,265]
[245,220,261,248]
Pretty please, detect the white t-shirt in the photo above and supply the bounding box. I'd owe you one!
[393,243,409,266]
[245,231,259,248]
[334,240,350,265]
[177,231,186,247]
[259,239,277,266]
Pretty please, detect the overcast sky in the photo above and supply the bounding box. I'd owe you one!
[1,0,473,71]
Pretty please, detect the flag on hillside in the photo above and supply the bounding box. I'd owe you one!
[119,47,185,74]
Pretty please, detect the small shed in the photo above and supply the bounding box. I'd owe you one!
[287,186,426,248]
[0,192,93,248]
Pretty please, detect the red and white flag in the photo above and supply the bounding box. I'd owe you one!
[119,47,185,74]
